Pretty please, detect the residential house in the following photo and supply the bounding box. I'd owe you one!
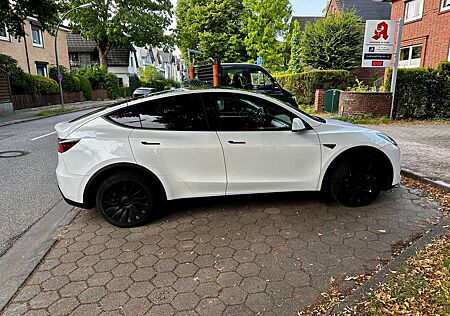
[67,33,139,87]
[326,0,393,81]
[290,16,322,31]
[150,47,187,82]
[384,0,450,68]
[0,18,70,76]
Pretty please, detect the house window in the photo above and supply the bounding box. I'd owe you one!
[399,45,422,68]
[31,25,44,47]
[79,53,91,67]
[405,0,424,22]
[0,25,10,41]
[36,63,47,76]
[442,0,450,11]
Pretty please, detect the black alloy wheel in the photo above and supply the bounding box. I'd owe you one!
[330,154,382,207]
[96,172,154,227]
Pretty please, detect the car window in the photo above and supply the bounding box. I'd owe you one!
[221,68,274,90]
[203,93,296,131]
[106,107,142,128]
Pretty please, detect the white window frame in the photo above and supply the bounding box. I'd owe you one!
[31,25,44,48]
[404,0,424,23]
[399,44,423,68]
[0,25,10,41]
[442,0,450,12]
[36,63,47,76]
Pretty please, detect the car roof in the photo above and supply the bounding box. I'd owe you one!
[221,63,266,70]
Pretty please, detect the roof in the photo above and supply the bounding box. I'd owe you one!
[291,16,322,31]
[107,48,129,67]
[334,0,391,21]
[67,33,96,53]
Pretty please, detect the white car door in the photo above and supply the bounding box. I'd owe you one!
[202,92,321,195]
[108,94,226,200]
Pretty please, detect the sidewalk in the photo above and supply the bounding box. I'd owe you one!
[368,122,450,186]
[0,100,117,126]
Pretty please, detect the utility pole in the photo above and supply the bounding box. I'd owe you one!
[390,18,404,120]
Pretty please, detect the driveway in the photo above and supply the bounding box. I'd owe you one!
[368,122,450,184]
[2,187,441,315]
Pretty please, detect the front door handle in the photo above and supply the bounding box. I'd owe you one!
[141,141,160,146]
[228,141,246,145]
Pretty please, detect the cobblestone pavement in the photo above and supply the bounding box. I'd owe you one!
[2,187,442,316]
[368,122,450,184]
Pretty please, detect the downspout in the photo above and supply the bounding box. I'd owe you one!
[23,23,31,73]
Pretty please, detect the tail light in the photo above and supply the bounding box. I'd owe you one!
[58,138,80,153]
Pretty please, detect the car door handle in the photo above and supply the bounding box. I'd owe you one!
[141,141,160,146]
[228,141,246,144]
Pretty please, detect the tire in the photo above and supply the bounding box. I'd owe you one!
[96,172,155,227]
[329,153,382,207]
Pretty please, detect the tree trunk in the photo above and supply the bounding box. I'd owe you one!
[99,50,108,69]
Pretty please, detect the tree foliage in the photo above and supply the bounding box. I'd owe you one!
[288,21,303,74]
[298,11,363,70]
[176,0,248,64]
[67,0,173,67]
[242,0,292,71]
[0,0,61,38]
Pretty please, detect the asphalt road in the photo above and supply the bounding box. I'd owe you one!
[0,109,93,256]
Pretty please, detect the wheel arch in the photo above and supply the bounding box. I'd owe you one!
[83,163,168,209]
[320,146,394,192]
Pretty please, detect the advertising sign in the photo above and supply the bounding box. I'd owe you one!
[362,20,396,68]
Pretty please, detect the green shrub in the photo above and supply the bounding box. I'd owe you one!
[274,70,352,104]
[385,66,450,119]
[164,79,181,89]
[71,75,81,92]
[104,72,120,99]
[77,66,121,99]
[0,54,37,94]
[49,66,79,93]
[75,75,92,100]
[144,79,166,91]
[34,75,59,94]
[129,74,141,91]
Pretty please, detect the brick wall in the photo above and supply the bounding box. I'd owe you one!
[314,89,326,112]
[0,19,70,75]
[391,0,450,68]
[339,92,393,117]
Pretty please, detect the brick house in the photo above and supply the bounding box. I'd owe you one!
[0,18,70,76]
[384,0,450,68]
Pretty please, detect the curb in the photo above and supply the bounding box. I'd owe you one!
[0,102,114,128]
[326,215,450,315]
[0,200,81,312]
[401,168,450,193]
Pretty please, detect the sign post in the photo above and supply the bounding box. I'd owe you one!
[389,18,404,120]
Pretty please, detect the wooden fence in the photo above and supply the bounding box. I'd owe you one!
[0,69,11,103]
[12,92,85,110]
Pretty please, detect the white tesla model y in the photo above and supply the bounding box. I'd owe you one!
[56,89,400,227]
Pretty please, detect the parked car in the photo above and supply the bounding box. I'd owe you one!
[195,63,298,107]
[56,89,400,227]
[131,87,155,98]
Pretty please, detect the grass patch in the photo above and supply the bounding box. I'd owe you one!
[37,107,78,117]
[329,116,391,125]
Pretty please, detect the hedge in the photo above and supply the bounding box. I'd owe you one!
[49,66,80,93]
[274,70,352,104]
[34,76,59,94]
[385,61,450,119]
[75,75,93,100]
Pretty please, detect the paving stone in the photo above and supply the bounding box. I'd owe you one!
[122,297,152,315]
[126,281,155,298]
[217,271,243,288]
[171,292,201,311]
[105,276,133,292]
[245,292,274,313]
[195,298,226,316]
[87,272,113,287]
[29,291,59,309]
[219,286,248,305]
[153,271,178,287]
[174,263,200,277]
[195,282,221,298]
[240,276,267,293]
[149,287,176,304]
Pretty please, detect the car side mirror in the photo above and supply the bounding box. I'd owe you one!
[292,118,306,132]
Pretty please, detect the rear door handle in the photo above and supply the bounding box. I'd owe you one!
[228,141,246,144]
[141,141,160,146]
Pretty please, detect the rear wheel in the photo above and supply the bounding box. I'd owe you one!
[96,172,155,227]
[329,154,381,207]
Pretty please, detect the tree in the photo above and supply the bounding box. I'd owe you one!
[298,11,363,70]
[67,0,172,68]
[176,0,248,64]
[242,0,292,71]
[288,21,303,73]
[0,0,60,38]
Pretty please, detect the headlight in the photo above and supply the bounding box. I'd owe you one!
[376,133,397,146]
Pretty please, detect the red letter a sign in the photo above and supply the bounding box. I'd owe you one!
[372,21,389,40]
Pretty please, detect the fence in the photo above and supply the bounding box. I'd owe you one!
[12,92,85,110]
[0,69,11,103]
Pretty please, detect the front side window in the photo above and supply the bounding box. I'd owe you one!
[442,0,450,11]
[399,45,422,68]
[0,25,9,41]
[79,53,91,67]
[204,93,296,131]
[107,94,208,130]
[31,26,43,47]
[221,68,275,91]
[405,0,424,22]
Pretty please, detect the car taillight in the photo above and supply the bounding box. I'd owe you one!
[58,138,80,153]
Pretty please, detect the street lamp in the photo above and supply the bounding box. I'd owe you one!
[55,3,92,108]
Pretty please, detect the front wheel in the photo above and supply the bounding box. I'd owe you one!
[96,172,155,227]
[329,154,382,207]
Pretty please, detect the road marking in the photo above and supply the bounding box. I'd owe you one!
[30,131,56,141]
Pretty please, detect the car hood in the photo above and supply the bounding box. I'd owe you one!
[323,118,371,131]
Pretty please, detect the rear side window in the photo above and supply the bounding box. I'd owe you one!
[106,94,209,131]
